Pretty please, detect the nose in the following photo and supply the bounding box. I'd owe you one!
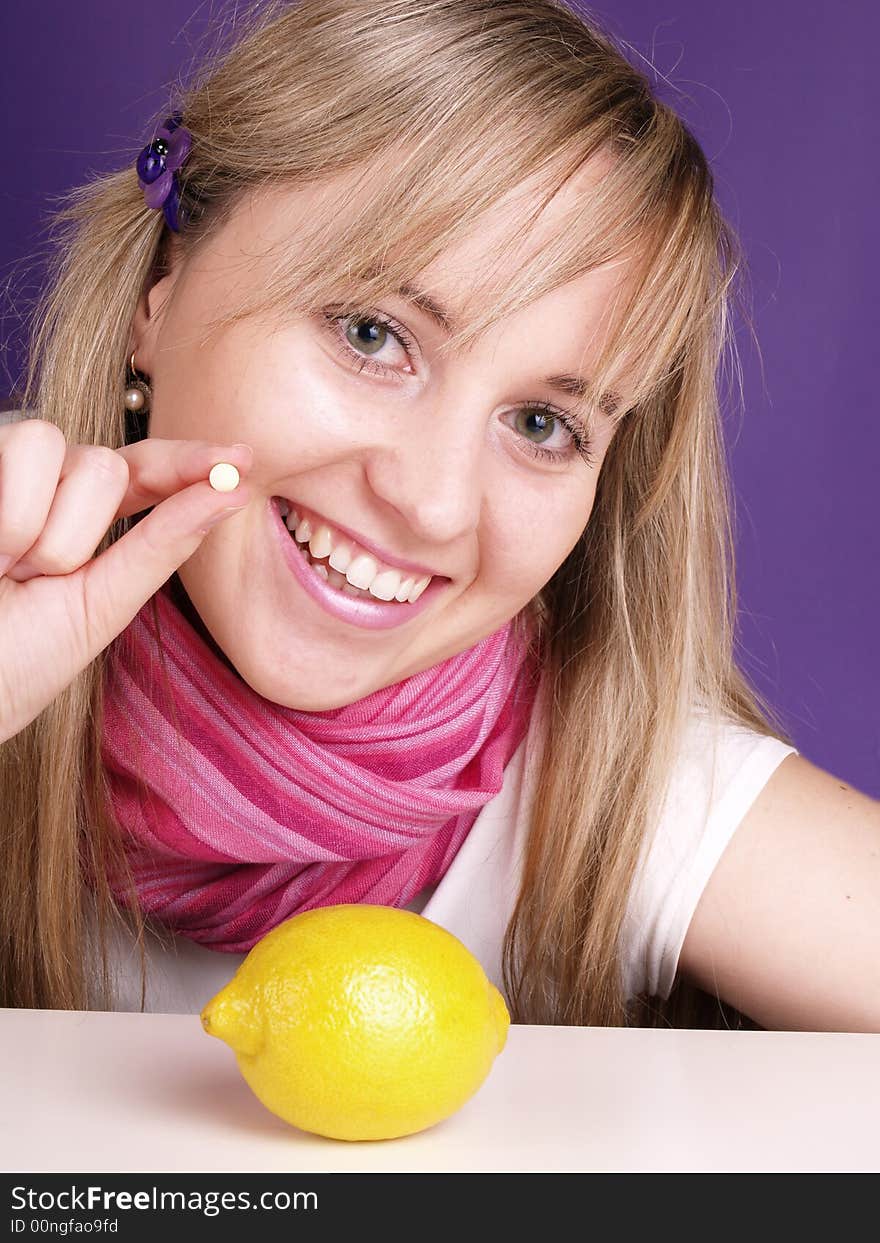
[362,397,485,548]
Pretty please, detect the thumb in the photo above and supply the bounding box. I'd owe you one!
[77,470,251,658]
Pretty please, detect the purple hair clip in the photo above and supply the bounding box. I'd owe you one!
[136,113,192,232]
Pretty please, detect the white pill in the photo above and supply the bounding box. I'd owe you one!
[208,462,240,493]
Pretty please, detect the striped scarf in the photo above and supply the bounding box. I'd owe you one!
[97,578,541,952]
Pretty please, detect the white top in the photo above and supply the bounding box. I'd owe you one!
[100,693,798,1014]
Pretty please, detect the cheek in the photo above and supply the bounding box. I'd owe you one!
[212,326,349,441]
[537,521,589,586]
[492,487,596,596]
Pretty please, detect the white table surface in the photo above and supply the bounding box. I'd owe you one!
[2,1008,878,1173]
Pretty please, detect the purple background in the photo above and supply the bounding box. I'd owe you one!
[1,1,877,795]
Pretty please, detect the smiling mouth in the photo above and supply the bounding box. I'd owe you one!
[275,497,440,604]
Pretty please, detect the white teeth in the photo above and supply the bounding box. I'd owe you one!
[345,553,380,591]
[327,541,354,574]
[279,499,437,603]
[308,524,334,560]
[369,569,404,602]
[409,575,431,602]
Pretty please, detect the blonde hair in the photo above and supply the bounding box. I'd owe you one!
[1,0,793,1025]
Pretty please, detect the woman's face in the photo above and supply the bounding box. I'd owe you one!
[133,173,631,709]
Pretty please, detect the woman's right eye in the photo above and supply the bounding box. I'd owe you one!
[321,309,418,380]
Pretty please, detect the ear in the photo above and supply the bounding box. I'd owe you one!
[129,242,183,375]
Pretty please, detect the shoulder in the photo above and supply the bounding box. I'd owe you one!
[679,751,880,1030]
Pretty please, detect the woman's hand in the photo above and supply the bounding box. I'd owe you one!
[0,419,253,744]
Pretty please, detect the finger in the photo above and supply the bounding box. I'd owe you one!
[113,439,255,519]
[4,440,255,583]
[73,472,253,663]
[4,444,131,582]
[0,419,68,567]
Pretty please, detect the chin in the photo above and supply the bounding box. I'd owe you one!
[273,687,363,712]
[238,661,371,712]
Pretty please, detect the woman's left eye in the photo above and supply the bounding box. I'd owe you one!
[319,308,596,467]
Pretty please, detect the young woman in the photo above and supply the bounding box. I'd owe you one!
[1,0,877,1030]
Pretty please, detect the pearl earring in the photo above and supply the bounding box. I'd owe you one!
[124,351,152,414]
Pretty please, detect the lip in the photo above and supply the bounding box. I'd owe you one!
[269,497,450,631]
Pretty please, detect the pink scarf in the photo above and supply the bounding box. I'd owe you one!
[98,578,541,952]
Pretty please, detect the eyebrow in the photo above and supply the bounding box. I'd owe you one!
[396,282,621,421]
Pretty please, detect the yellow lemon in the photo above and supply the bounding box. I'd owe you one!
[200,903,510,1142]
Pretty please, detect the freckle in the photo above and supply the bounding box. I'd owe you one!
[209,462,240,493]
[846,894,851,900]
